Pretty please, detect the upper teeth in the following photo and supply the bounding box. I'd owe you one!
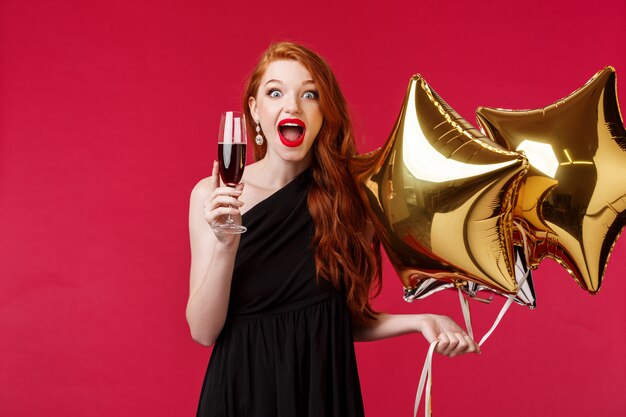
[283,123,300,127]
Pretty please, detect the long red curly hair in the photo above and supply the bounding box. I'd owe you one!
[242,42,382,323]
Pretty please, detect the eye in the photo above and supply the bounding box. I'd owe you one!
[267,89,282,98]
[302,91,318,100]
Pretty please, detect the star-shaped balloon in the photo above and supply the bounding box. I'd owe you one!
[350,75,528,295]
[476,67,626,293]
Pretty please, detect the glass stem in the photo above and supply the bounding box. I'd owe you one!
[226,207,234,224]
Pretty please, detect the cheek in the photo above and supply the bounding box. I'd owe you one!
[311,114,323,139]
[260,121,274,137]
[307,125,322,143]
[255,98,272,119]
[256,104,274,132]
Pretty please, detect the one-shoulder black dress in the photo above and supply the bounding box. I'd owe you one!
[196,169,364,417]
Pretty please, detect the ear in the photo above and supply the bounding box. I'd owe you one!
[248,96,259,123]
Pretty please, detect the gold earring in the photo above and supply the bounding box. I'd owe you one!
[255,121,264,145]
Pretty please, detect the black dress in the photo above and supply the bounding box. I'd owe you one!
[196,169,365,417]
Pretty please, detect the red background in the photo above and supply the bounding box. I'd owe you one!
[1,0,625,416]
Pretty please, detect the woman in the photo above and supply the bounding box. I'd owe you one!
[187,42,479,417]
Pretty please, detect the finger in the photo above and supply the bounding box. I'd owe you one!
[211,186,243,198]
[459,334,474,354]
[207,189,243,208]
[205,207,241,224]
[211,161,220,190]
[435,333,450,355]
[235,182,245,192]
[209,196,244,210]
[463,334,481,354]
[203,188,243,214]
[449,333,469,357]
[445,333,462,356]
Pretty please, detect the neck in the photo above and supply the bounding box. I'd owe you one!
[253,152,313,189]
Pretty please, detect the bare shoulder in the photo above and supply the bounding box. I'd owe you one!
[189,177,214,229]
[190,177,215,201]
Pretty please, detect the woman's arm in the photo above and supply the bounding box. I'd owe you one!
[352,313,480,357]
[356,223,478,356]
[186,162,244,347]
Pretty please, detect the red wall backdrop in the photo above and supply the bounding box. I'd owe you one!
[1,0,625,416]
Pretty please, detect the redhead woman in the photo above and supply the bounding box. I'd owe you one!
[187,42,479,417]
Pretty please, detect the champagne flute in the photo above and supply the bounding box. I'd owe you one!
[214,111,247,234]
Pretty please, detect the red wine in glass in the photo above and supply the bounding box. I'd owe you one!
[218,142,246,186]
[214,111,247,234]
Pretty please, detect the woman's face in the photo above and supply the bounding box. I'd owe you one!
[249,59,323,164]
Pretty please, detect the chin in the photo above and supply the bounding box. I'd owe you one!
[280,148,314,163]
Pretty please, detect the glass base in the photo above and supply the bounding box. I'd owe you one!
[212,222,247,234]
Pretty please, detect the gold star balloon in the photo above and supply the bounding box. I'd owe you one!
[476,67,626,293]
[350,75,528,295]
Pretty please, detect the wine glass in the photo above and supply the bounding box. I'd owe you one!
[213,111,247,234]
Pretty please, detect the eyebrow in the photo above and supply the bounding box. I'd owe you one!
[264,79,316,86]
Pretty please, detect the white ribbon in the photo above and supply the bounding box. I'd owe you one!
[413,340,438,417]
[458,288,474,341]
[413,266,531,417]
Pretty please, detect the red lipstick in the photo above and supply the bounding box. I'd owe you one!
[278,118,306,148]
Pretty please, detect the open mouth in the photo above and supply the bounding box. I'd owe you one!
[278,119,306,147]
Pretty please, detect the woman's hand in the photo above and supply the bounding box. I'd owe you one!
[202,161,245,243]
[416,314,480,357]
[187,161,246,346]
[352,313,479,358]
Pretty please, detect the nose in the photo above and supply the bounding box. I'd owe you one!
[284,93,302,114]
